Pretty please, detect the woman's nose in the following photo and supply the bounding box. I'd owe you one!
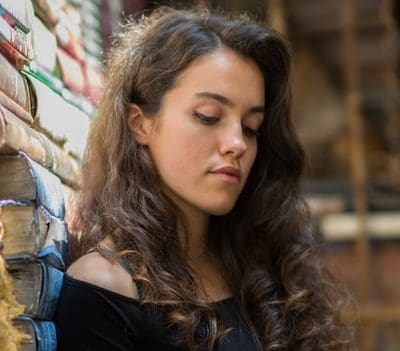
[219,124,247,158]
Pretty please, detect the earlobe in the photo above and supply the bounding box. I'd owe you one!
[127,103,152,145]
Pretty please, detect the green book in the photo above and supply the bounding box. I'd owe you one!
[22,62,95,117]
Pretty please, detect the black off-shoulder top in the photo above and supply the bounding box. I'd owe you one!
[54,273,259,351]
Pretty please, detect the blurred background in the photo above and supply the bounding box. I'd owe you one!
[0,0,399,350]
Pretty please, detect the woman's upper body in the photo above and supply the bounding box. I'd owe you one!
[55,250,258,351]
[56,7,353,351]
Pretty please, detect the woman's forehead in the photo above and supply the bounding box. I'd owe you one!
[169,48,265,105]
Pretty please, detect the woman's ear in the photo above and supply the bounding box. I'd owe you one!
[127,104,153,145]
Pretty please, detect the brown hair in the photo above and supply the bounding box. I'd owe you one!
[74,7,353,350]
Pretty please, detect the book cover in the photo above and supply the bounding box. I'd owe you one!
[81,6,101,32]
[7,257,64,320]
[0,255,26,351]
[0,105,81,189]
[0,52,32,112]
[15,316,57,351]
[82,27,103,49]
[0,200,68,269]
[0,90,33,125]
[23,61,64,96]
[22,61,96,116]
[85,51,104,69]
[27,74,91,159]
[31,0,62,29]
[0,153,65,218]
[0,15,33,69]
[56,46,85,95]
[0,0,34,34]
[55,5,85,62]
[0,15,34,58]
[83,63,104,105]
[31,16,57,73]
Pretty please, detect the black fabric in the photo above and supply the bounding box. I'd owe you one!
[55,274,259,351]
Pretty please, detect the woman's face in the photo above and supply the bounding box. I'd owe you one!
[146,48,265,217]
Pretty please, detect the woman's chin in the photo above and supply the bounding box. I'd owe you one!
[204,202,236,216]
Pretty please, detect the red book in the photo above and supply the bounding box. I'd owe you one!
[55,21,85,62]
[56,47,85,95]
[0,1,34,34]
[0,16,34,69]
[83,64,104,105]
[55,6,85,62]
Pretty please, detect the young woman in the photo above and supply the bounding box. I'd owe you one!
[55,7,353,351]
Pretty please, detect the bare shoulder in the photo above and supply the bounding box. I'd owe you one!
[67,252,140,300]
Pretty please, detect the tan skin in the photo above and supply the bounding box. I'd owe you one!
[68,48,265,302]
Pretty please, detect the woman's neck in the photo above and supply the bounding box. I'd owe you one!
[177,207,209,261]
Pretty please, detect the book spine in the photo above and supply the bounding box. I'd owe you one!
[22,61,64,96]
[25,153,66,218]
[7,257,64,320]
[31,16,57,72]
[39,260,64,318]
[31,0,61,29]
[38,205,69,269]
[22,62,96,116]
[0,16,34,61]
[82,27,103,47]
[83,63,104,105]
[0,6,30,34]
[0,0,34,33]
[0,91,33,125]
[0,36,29,69]
[0,200,46,257]
[27,75,91,159]
[0,53,31,111]
[0,200,68,270]
[0,153,66,217]
[55,9,85,62]
[56,47,86,95]
[16,316,57,351]
[0,105,81,189]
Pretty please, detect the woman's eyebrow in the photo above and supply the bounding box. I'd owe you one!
[195,91,233,106]
[195,91,265,115]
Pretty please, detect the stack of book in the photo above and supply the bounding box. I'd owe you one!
[1,153,68,349]
[0,1,109,350]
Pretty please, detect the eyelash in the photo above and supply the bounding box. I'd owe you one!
[193,112,260,138]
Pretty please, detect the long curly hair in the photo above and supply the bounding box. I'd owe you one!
[73,7,354,351]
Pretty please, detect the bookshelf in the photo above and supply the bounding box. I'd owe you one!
[0,0,113,349]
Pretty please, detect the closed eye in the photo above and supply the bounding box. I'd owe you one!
[193,111,219,124]
[193,111,260,138]
[243,126,260,138]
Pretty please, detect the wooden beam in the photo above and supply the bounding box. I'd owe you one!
[341,0,371,304]
[266,0,287,34]
[380,0,400,186]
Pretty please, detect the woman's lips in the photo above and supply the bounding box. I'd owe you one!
[210,166,241,184]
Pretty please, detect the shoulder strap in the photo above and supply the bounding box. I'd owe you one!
[85,247,143,299]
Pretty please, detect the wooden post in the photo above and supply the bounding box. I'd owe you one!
[266,0,288,34]
[341,1,374,349]
[380,0,400,186]
[341,0,370,306]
